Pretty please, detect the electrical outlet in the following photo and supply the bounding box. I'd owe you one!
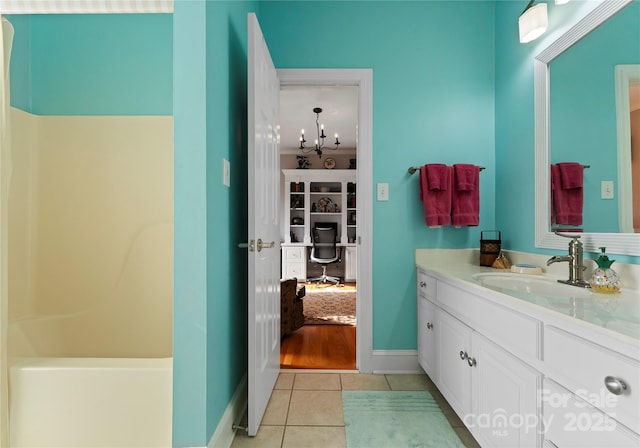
[601,180,614,199]
[377,183,389,201]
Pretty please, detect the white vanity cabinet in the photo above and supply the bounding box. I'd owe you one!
[417,271,437,379]
[471,331,540,447]
[542,325,640,448]
[417,268,542,448]
[543,378,640,448]
[436,308,473,418]
[417,264,640,448]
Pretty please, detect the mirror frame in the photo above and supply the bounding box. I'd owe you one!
[534,0,640,256]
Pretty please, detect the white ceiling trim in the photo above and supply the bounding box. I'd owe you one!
[0,0,172,14]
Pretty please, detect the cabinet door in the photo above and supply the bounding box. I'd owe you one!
[471,332,541,448]
[544,379,640,448]
[417,296,437,381]
[437,308,472,419]
[344,247,357,281]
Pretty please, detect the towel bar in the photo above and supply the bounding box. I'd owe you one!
[408,165,485,175]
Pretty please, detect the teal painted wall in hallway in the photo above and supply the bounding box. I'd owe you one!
[259,0,496,349]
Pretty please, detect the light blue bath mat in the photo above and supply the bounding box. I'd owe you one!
[342,390,466,448]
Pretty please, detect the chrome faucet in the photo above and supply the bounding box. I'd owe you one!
[546,232,591,288]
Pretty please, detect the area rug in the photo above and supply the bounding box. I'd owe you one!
[342,391,465,448]
[303,289,356,326]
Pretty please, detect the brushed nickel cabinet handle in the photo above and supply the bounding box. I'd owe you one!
[604,376,628,395]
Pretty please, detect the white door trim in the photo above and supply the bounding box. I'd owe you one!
[278,69,373,373]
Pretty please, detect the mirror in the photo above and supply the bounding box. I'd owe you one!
[534,0,640,256]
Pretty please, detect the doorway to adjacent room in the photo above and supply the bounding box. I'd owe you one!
[277,73,370,371]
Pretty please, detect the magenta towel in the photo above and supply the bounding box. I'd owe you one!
[426,164,449,190]
[453,163,477,191]
[451,164,480,226]
[557,162,583,189]
[420,164,452,226]
[551,164,583,226]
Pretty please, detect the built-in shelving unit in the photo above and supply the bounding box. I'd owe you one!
[281,169,357,281]
[282,169,356,245]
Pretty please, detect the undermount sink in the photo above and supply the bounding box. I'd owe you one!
[472,273,593,300]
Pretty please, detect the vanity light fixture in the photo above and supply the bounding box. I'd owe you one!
[519,0,548,43]
[555,0,570,4]
[299,107,340,158]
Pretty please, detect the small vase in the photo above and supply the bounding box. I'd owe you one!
[590,267,621,294]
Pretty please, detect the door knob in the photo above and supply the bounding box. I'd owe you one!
[467,357,477,367]
[459,350,468,360]
[256,239,275,252]
[426,322,433,330]
[604,376,628,395]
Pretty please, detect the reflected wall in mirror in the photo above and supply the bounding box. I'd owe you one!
[549,1,639,234]
[534,0,640,256]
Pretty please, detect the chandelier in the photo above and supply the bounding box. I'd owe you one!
[299,107,340,158]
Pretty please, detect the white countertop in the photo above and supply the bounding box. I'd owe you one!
[416,249,640,351]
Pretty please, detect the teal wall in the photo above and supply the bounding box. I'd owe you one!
[205,0,251,441]
[7,14,172,114]
[173,1,255,446]
[495,0,640,265]
[259,0,496,349]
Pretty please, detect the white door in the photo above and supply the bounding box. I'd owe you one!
[247,12,281,437]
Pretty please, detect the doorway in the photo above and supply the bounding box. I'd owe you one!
[277,70,372,372]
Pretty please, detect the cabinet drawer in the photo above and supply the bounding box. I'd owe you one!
[544,326,640,434]
[284,247,305,261]
[544,379,640,447]
[417,270,437,300]
[284,263,305,279]
[438,281,541,361]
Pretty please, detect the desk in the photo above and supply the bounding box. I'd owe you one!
[281,243,357,282]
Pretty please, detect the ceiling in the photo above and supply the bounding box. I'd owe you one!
[279,85,358,153]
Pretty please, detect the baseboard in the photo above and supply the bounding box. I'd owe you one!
[370,350,422,374]
[208,374,247,448]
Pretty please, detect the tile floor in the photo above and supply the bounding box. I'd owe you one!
[231,372,481,448]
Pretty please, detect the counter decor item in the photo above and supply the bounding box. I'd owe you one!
[479,230,501,267]
[491,252,511,270]
[589,247,621,294]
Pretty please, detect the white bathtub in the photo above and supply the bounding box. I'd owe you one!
[9,357,172,448]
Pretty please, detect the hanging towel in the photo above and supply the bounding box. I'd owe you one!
[426,164,448,190]
[551,163,583,226]
[420,164,452,227]
[451,164,480,226]
[453,164,477,191]
[557,162,583,189]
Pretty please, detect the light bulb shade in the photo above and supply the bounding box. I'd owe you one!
[519,2,548,43]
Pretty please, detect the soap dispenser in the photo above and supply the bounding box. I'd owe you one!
[589,247,621,293]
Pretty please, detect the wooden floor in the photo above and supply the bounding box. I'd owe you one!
[280,324,357,370]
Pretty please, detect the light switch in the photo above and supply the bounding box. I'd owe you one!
[601,180,614,199]
[377,183,389,201]
[223,158,231,187]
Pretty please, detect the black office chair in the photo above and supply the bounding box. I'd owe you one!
[308,223,341,285]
